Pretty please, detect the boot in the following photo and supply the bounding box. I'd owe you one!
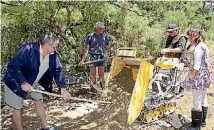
[99,81,105,89]
[89,81,97,93]
[190,109,203,130]
[201,106,208,127]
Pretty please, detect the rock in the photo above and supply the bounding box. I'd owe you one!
[208,93,214,97]
[165,114,182,129]
[146,125,161,130]
[181,115,192,124]
[162,121,172,128]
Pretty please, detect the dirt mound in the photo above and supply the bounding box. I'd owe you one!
[1,67,137,130]
[67,66,136,130]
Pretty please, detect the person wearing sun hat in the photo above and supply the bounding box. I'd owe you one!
[161,24,188,60]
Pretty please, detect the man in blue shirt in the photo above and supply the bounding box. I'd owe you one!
[3,32,71,130]
[80,22,114,89]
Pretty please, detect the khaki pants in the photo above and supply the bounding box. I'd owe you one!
[4,84,43,110]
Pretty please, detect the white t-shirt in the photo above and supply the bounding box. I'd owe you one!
[193,42,209,71]
[34,45,50,84]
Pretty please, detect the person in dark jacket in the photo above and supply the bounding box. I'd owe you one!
[3,32,71,130]
[161,24,188,60]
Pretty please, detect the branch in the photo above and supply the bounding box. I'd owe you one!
[0,0,30,6]
[69,28,78,42]
[54,7,60,18]
[1,1,19,6]
[109,1,144,16]
[50,6,61,25]
[80,5,87,21]
[51,27,71,44]
[56,32,71,45]
[45,21,71,45]
[66,6,71,26]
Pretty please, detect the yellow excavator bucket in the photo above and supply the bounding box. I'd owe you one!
[127,60,154,124]
[106,48,154,125]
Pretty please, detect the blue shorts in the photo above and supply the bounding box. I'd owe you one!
[88,54,106,67]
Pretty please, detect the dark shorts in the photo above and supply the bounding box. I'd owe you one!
[88,54,106,67]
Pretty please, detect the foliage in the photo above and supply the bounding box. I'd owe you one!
[1,1,214,73]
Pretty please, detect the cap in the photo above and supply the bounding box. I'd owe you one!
[167,24,178,32]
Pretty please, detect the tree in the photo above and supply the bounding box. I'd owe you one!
[1,1,213,74]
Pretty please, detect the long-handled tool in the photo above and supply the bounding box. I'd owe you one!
[79,56,114,66]
[30,88,112,104]
[64,56,114,70]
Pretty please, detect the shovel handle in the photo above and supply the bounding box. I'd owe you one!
[31,88,112,104]
[76,56,114,67]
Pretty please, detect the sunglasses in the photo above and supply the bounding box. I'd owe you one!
[168,31,174,33]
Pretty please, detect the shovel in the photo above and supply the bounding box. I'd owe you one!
[30,87,112,104]
[63,56,114,71]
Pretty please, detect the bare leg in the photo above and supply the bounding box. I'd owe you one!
[12,109,23,130]
[33,100,48,129]
[90,66,96,84]
[98,66,105,82]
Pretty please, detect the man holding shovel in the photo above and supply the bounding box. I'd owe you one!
[79,21,115,90]
[3,32,71,130]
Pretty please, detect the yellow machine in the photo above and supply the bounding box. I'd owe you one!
[106,48,185,124]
